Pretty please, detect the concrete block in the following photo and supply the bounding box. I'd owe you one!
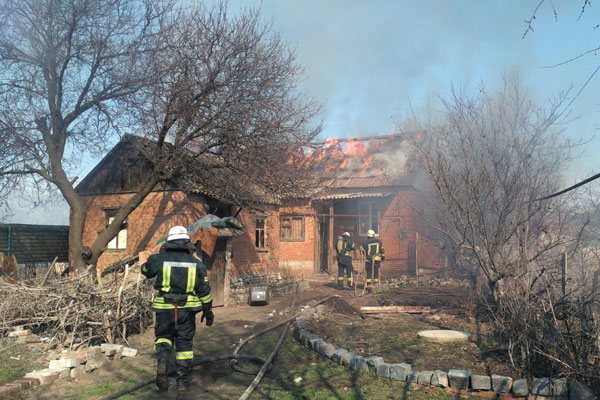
[0,385,19,398]
[406,370,418,383]
[512,379,529,397]
[552,378,568,398]
[431,370,449,387]
[8,329,31,337]
[389,363,412,382]
[366,356,384,372]
[349,355,368,371]
[49,358,77,369]
[331,349,350,365]
[376,363,390,379]
[295,314,307,328]
[100,343,124,356]
[448,369,471,389]
[492,375,513,394]
[6,380,29,390]
[319,342,335,358]
[299,331,318,347]
[471,374,492,391]
[8,379,35,390]
[70,363,85,378]
[417,370,434,386]
[25,369,65,385]
[569,380,595,400]
[122,347,138,357]
[309,337,322,351]
[17,377,39,387]
[531,378,551,396]
[85,354,108,372]
[293,325,303,340]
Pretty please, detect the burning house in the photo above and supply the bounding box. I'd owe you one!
[231,133,446,280]
[75,133,446,304]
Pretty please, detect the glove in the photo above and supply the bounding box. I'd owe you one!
[201,310,214,326]
[382,256,385,261]
[202,300,212,313]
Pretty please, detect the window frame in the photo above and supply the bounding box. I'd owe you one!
[279,215,305,242]
[255,216,267,251]
[358,201,380,237]
[104,208,128,250]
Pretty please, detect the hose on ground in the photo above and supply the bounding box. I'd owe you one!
[100,294,339,400]
[99,354,266,400]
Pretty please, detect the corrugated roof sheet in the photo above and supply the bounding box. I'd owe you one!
[313,191,391,200]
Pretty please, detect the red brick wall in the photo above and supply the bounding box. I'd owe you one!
[80,190,208,270]
[231,203,315,279]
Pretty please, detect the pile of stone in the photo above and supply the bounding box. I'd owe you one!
[293,307,596,400]
[0,343,138,399]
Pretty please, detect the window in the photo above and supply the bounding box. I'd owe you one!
[255,217,266,250]
[280,216,305,241]
[105,210,127,250]
[359,201,379,236]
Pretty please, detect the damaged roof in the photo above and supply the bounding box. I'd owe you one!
[306,133,418,200]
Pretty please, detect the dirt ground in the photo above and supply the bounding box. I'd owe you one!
[15,275,517,399]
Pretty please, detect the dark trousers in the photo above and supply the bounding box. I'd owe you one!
[365,260,381,286]
[154,309,197,369]
[337,261,353,288]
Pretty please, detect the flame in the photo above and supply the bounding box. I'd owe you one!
[360,156,374,169]
[339,159,348,169]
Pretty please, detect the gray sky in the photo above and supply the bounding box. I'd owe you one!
[6,1,600,225]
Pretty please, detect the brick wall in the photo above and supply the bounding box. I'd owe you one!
[80,190,209,271]
[231,203,316,279]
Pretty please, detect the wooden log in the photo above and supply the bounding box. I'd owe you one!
[359,306,432,314]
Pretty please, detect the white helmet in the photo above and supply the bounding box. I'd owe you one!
[367,229,375,238]
[167,225,190,241]
[343,232,351,237]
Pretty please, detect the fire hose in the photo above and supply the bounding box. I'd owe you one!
[100,294,338,400]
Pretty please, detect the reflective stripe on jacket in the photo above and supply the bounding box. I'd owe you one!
[362,237,385,262]
[141,240,211,312]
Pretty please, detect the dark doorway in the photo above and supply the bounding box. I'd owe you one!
[203,239,226,306]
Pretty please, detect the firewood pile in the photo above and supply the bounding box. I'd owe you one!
[0,263,154,349]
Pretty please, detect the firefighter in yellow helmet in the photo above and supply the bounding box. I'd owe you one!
[361,229,385,287]
[141,225,213,392]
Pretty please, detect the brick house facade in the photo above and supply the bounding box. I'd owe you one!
[74,134,445,302]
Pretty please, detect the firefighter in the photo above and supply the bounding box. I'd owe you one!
[141,225,213,391]
[336,231,355,289]
[361,229,385,287]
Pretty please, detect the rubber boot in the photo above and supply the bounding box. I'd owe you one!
[177,366,190,391]
[156,363,168,390]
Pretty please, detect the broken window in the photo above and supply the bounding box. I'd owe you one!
[104,209,127,250]
[280,215,304,241]
[255,217,266,250]
[359,201,379,236]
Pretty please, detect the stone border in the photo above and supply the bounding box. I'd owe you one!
[0,343,138,399]
[293,306,596,400]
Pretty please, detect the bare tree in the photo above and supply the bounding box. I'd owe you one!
[0,0,320,272]
[408,78,583,300]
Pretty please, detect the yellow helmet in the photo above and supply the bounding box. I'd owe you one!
[367,229,375,238]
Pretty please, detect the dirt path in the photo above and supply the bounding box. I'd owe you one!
[19,276,497,399]
[21,275,349,399]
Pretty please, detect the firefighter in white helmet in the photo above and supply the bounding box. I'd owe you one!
[361,229,385,287]
[335,231,356,289]
[141,225,213,392]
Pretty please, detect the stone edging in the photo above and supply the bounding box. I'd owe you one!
[0,343,138,399]
[293,306,596,400]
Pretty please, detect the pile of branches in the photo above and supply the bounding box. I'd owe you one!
[0,264,154,349]
[480,268,600,391]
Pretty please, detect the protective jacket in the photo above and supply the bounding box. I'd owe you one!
[362,237,385,262]
[141,239,212,312]
[337,236,355,265]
